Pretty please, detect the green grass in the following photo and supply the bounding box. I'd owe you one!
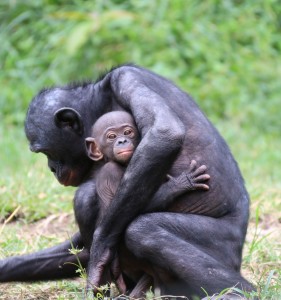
[0,0,280,299]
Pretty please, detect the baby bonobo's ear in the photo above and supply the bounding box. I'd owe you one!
[85,137,104,161]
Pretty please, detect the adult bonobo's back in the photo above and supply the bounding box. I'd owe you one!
[3,65,253,298]
[166,91,249,221]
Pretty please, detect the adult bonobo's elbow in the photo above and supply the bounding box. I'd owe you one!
[153,110,185,151]
[109,65,186,154]
[145,118,185,163]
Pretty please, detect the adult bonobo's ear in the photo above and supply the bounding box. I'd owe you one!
[54,107,84,136]
[85,137,104,161]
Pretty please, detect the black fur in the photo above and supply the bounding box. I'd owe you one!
[0,65,255,299]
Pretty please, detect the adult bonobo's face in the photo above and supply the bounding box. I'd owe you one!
[25,88,93,187]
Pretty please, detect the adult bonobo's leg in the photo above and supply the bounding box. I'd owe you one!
[0,181,100,283]
[0,232,88,282]
[125,212,254,299]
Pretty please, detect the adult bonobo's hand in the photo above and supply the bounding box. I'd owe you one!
[87,232,113,290]
[110,255,127,294]
[86,228,126,295]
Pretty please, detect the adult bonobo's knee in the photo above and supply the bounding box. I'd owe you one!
[125,214,158,257]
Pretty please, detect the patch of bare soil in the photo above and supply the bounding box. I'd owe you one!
[18,212,76,238]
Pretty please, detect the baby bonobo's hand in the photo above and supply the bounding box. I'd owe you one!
[167,160,210,192]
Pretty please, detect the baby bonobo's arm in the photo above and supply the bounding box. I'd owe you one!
[95,162,125,218]
[145,160,210,212]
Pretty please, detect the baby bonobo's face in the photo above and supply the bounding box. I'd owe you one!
[87,111,139,165]
[102,121,137,164]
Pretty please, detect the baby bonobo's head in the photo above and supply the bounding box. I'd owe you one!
[85,111,139,165]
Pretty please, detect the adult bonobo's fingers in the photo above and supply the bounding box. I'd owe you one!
[115,273,127,295]
[111,256,126,294]
[87,264,103,293]
[194,174,210,182]
[194,183,209,190]
[87,248,113,292]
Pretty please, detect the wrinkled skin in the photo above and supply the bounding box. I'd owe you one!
[0,65,255,299]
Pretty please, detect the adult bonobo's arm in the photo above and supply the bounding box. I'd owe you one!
[88,66,186,286]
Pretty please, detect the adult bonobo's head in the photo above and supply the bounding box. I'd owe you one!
[85,111,139,165]
[24,83,104,186]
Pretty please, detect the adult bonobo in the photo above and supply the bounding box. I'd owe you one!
[0,65,254,298]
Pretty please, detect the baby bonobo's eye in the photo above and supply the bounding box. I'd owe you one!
[124,129,132,135]
[107,132,117,140]
[124,128,133,136]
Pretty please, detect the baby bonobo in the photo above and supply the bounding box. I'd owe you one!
[85,111,210,216]
[85,111,210,296]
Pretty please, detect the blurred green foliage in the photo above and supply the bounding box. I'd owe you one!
[0,0,280,133]
[0,1,281,298]
[0,0,280,223]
